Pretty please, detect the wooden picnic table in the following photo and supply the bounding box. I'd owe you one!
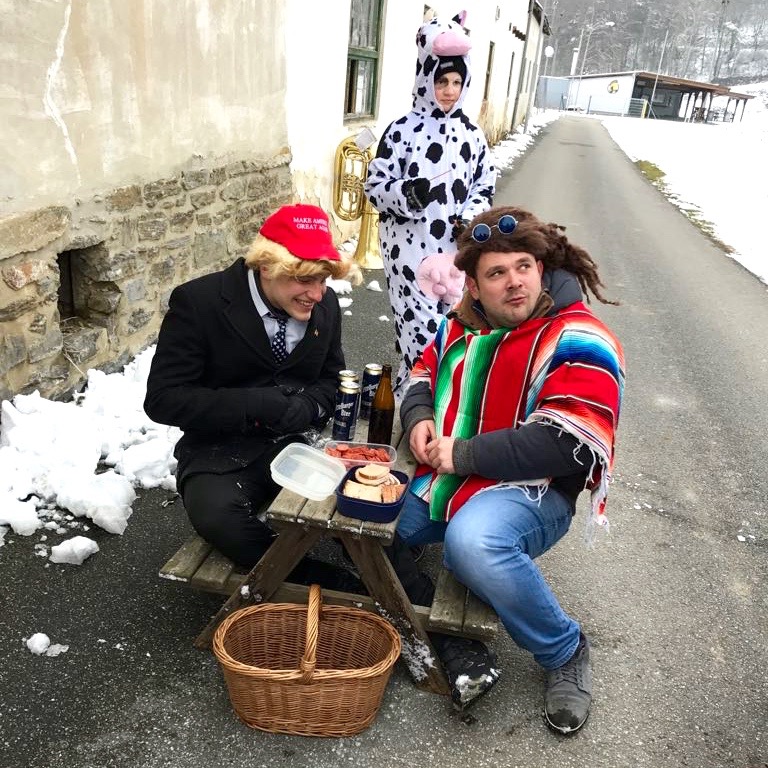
[163,421,498,696]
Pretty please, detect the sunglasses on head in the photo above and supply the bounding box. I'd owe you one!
[470,214,518,243]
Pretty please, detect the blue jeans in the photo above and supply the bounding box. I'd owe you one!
[397,484,580,670]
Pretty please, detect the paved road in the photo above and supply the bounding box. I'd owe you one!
[2,116,766,768]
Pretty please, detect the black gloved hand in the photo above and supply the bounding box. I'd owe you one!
[403,177,431,211]
[268,392,316,434]
[249,387,291,430]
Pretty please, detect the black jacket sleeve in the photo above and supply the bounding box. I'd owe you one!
[452,422,591,481]
[399,380,434,441]
[144,285,284,434]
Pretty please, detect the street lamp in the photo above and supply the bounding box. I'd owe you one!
[543,44,555,77]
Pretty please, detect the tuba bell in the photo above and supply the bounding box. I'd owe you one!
[333,131,383,270]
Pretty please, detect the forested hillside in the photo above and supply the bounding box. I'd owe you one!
[544,0,768,85]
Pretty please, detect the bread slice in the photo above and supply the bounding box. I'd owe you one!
[343,480,381,502]
[355,464,391,486]
[381,483,406,504]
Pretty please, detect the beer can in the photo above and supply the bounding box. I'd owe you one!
[338,370,360,422]
[360,363,383,419]
[332,380,361,441]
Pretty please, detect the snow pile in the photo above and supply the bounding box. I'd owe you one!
[49,536,100,565]
[25,633,69,656]
[0,346,178,540]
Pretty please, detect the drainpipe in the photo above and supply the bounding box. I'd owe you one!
[523,4,546,132]
[511,0,535,131]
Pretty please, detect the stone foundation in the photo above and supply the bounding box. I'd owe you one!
[0,154,292,403]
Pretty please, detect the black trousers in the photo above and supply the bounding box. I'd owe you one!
[181,465,280,570]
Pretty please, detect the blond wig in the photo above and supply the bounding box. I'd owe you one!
[245,234,361,285]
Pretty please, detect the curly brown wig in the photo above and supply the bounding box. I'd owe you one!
[455,206,618,305]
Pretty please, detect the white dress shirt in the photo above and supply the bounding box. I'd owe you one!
[248,269,308,355]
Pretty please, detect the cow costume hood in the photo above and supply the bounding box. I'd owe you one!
[413,12,472,117]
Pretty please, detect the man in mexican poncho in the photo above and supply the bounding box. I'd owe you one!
[396,205,625,733]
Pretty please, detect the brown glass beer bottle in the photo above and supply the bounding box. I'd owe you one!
[367,363,395,445]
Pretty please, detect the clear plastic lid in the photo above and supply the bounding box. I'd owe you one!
[269,442,347,501]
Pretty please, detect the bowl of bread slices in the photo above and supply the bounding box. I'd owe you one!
[336,464,410,523]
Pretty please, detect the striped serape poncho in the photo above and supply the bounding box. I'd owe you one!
[409,301,625,533]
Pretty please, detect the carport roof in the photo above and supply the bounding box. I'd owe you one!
[571,70,755,101]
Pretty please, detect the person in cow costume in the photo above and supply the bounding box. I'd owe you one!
[365,11,496,391]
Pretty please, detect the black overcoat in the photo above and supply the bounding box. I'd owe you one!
[144,258,345,483]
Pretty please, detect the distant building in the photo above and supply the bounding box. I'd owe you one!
[536,76,570,110]
[561,71,753,121]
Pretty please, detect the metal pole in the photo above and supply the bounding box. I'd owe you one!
[570,29,584,75]
[573,27,593,110]
[648,29,669,117]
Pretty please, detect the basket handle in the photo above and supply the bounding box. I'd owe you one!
[299,583,321,683]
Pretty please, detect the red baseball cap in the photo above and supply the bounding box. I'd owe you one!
[259,204,340,262]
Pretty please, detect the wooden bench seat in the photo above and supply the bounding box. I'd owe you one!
[159,531,499,640]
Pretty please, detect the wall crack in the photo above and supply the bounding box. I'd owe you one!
[43,0,81,184]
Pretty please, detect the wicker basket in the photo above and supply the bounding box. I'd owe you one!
[212,584,401,737]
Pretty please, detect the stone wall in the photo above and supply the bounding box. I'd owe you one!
[0,154,292,403]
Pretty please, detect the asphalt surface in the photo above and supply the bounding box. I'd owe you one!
[2,116,767,768]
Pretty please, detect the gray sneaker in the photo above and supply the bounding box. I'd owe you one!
[544,633,592,734]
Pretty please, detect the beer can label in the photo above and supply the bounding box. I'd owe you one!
[360,363,383,420]
[332,381,360,441]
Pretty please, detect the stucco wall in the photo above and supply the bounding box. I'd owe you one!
[283,1,532,237]
[413,2,530,141]
[284,0,424,243]
[0,0,289,213]
[0,0,538,403]
[0,0,294,402]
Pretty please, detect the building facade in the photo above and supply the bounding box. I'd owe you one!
[0,0,539,402]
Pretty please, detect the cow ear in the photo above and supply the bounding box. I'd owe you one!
[452,11,467,27]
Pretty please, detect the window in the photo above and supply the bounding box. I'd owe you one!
[506,52,516,97]
[345,0,383,118]
[483,41,495,101]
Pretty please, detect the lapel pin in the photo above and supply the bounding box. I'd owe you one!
[314,329,319,337]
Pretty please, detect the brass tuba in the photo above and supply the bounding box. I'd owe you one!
[333,131,383,269]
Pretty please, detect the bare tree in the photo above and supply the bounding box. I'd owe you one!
[544,0,768,81]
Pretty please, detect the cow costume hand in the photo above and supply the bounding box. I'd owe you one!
[416,253,465,305]
[403,177,431,211]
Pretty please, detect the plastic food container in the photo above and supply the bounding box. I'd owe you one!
[323,441,396,470]
[335,467,410,523]
[270,443,347,501]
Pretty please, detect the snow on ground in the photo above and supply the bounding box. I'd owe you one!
[600,82,768,284]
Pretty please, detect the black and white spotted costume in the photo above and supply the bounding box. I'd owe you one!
[365,14,496,390]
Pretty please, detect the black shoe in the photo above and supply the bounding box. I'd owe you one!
[410,544,427,562]
[544,633,592,735]
[431,634,501,711]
